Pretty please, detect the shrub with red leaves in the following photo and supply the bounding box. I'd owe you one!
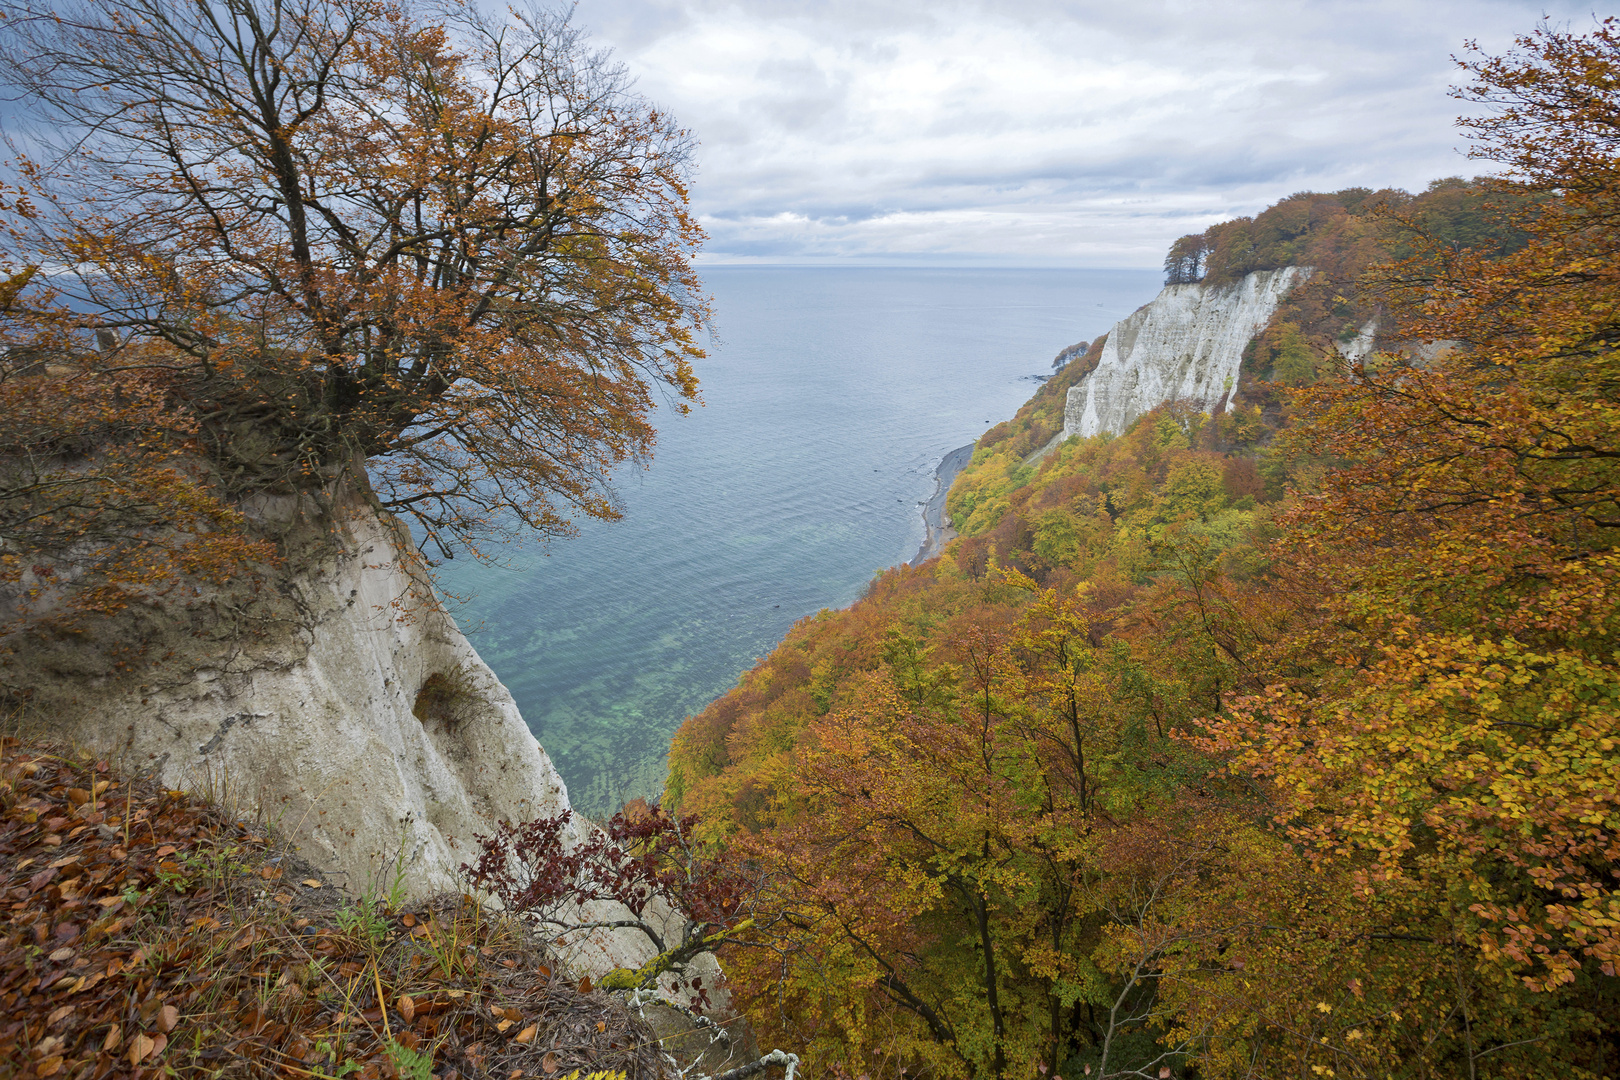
[463,807,762,1006]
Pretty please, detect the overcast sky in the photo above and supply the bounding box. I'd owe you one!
[570,0,1599,267]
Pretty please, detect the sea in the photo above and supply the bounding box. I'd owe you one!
[435,266,1162,816]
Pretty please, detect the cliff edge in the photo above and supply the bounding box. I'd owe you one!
[4,478,569,901]
[1063,266,1309,438]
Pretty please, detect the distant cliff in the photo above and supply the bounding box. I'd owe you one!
[1062,267,1310,439]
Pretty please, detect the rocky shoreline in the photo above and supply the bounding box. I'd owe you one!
[910,442,976,566]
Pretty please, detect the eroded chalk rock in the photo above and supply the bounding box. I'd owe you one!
[1063,267,1310,439]
[6,479,572,903]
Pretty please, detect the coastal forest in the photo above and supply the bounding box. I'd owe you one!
[663,22,1620,1080]
[0,1,1617,1078]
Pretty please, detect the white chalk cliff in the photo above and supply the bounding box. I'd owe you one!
[7,475,671,979]
[13,481,570,897]
[1063,267,1310,439]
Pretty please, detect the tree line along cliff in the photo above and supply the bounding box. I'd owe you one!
[660,23,1620,1080]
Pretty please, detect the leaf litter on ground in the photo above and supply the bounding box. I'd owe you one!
[0,736,666,1079]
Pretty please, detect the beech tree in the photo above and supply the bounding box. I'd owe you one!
[1199,13,1620,1038]
[0,0,706,569]
[1162,233,1207,285]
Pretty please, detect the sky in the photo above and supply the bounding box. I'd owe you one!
[570,0,1601,267]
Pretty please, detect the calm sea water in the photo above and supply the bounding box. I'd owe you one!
[436,266,1161,815]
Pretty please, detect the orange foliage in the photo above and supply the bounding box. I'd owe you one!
[1198,19,1620,1003]
[0,0,705,566]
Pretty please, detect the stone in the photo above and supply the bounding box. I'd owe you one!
[1063,267,1310,439]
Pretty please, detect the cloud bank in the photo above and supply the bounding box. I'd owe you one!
[576,0,1596,266]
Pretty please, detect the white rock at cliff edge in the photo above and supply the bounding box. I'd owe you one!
[1064,267,1309,439]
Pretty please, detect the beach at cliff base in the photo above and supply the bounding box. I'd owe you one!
[912,442,976,566]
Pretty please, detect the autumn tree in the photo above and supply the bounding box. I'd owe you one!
[1192,17,1620,1070]
[712,570,1262,1080]
[0,0,705,579]
[1163,233,1207,285]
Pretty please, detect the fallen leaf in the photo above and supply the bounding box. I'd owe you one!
[502,1007,522,1023]
[154,845,176,858]
[396,995,415,1023]
[577,975,593,994]
[129,1034,154,1066]
[103,1026,122,1052]
[538,1048,555,1069]
[46,1006,73,1026]
[400,913,415,927]
[151,1032,167,1057]
[516,1025,538,1046]
[67,788,90,805]
[537,964,551,979]
[258,865,282,880]
[301,879,322,889]
[496,1019,513,1033]
[35,1055,62,1078]
[510,1072,524,1080]
[157,1004,178,1033]
[596,1021,606,1033]
[48,947,74,962]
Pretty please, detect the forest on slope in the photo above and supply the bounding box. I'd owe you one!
[661,22,1620,1080]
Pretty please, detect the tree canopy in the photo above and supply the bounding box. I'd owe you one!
[0,0,705,567]
[666,18,1620,1080]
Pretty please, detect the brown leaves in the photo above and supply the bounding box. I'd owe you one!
[0,0,709,576]
[0,736,667,1079]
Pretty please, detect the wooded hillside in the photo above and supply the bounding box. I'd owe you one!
[664,22,1620,1080]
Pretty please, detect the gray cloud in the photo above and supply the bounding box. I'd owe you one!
[576,0,1587,264]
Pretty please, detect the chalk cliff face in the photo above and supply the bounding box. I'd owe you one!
[1063,267,1310,438]
[11,481,575,902]
[4,471,728,1002]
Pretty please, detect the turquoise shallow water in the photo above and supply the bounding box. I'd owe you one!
[435,266,1161,815]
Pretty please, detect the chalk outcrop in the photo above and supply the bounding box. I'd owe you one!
[10,481,572,901]
[5,471,712,987]
[1063,267,1310,439]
